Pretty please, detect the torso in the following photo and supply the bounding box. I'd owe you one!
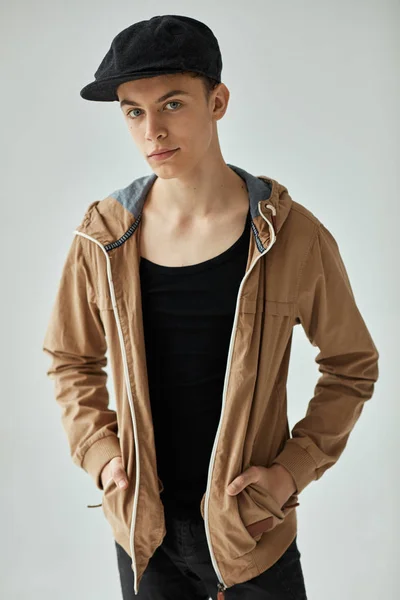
[138,183,250,267]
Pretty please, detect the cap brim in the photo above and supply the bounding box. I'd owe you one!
[79,77,129,102]
[79,70,186,102]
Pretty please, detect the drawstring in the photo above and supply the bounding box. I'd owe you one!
[265,203,277,232]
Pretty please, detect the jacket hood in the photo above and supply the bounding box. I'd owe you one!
[74,164,293,252]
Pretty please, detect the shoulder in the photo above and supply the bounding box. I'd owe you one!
[290,200,321,227]
[280,199,322,250]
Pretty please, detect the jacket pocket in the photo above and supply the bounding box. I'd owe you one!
[86,477,116,508]
[101,477,126,529]
[103,477,117,494]
[237,481,299,543]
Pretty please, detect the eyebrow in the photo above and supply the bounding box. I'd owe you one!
[119,89,191,108]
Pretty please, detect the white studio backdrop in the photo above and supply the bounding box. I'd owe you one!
[1,1,398,599]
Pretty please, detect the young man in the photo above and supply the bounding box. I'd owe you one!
[43,15,379,600]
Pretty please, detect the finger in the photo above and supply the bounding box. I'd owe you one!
[227,467,259,495]
[113,467,129,489]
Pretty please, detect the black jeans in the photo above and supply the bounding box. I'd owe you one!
[114,510,308,599]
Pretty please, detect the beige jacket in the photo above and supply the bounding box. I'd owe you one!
[43,164,379,596]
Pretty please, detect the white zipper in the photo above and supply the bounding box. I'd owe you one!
[73,230,141,595]
[203,203,277,592]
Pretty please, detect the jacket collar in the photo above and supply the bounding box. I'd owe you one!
[75,164,292,251]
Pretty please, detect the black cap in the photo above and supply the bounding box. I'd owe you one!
[80,15,223,102]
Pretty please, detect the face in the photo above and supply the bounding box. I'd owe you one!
[116,73,229,177]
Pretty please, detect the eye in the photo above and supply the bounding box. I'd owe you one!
[127,108,142,119]
[166,101,182,111]
[126,101,182,119]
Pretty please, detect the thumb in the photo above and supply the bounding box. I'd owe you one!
[113,466,128,489]
[226,467,258,496]
[110,457,129,489]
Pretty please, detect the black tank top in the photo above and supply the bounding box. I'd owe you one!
[139,209,251,517]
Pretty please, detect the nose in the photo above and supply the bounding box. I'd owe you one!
[145,112,167,142]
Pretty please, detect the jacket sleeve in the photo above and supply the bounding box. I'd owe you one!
[42,233,122,490]
[272,221,379,494]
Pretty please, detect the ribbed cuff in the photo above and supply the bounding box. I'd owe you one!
[81,435,122,490]
[271,439,318,495]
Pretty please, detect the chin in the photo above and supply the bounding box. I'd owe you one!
[148,160,182,176]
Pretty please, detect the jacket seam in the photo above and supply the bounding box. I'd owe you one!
[294,223,320,304]
[290,204,320,225]
[77,232,102,307]
[319,224,349,285]
[249,546,263,575]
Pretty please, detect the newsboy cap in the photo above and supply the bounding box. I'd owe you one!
[79,14,223,102]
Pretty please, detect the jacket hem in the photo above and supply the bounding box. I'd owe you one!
[249,512,297,577]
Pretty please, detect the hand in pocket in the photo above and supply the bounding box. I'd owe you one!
[100,456,129,491]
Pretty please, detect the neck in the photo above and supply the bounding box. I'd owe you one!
[148,156,247,220]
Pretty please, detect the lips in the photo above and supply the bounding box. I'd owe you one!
[149,148,179,161]
[149,147,178,156]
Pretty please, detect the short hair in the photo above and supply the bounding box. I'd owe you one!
[184,70,220,100]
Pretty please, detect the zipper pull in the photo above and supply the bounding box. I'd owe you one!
[217,582,226,599]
